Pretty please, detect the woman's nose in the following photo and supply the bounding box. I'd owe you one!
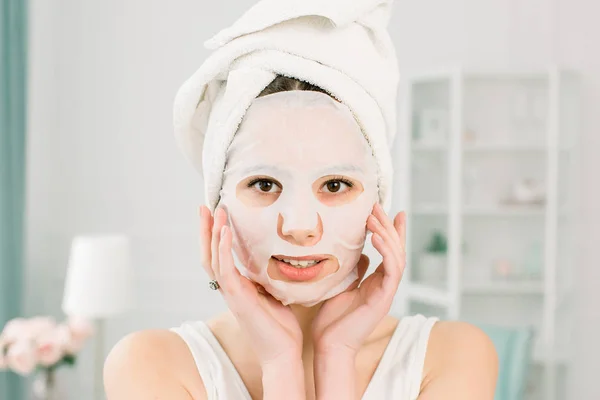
[277,212,323,247]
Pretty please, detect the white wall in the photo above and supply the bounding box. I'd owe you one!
[554,1,600,398]
[390,0,556,71]
[26,0,255,396]
[26,0,599,398]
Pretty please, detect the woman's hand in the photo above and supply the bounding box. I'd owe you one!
[312,204,406,354]
[199,205,305,399]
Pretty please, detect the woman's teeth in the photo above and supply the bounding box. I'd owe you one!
[280,258,319,268]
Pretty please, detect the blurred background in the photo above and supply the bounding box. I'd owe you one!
[1,0,599,399]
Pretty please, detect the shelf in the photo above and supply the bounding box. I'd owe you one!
[406,67,578,399]
[411,142,572,153]
[411,142,446,151]
[462,281,544,295]
[463,143,546,152]
[463,206,545,216]
[411,205,447,215]
[412,205,545,216]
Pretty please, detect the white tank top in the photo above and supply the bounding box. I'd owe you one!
[171,314,437,400]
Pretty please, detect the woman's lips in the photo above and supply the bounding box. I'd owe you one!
[271,256,326,282]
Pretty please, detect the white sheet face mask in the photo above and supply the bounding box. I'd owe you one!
[219,90,379,306]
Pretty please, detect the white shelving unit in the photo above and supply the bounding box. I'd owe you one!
[398,66,579,400]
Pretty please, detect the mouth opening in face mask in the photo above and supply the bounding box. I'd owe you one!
[269,254,338,282]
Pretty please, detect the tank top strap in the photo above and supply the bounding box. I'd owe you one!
[171,321,252,400]
[362,314,438,399]
[392,314,438,397]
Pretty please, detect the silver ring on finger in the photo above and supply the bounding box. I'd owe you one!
[208,280,220,291]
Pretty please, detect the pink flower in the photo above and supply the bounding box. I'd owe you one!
[1,318,28,343]
[65,316,93,354]
[6,340,37,375]
[2,317,57,344]
[36,325,71,366]
[1,315,93,371]
[27,317,57,338]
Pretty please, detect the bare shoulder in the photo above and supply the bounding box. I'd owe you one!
[419,321,499,400]
[104,329,206,400]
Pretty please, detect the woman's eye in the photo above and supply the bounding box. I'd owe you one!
[252,179,279,193]
[322,180,351,193]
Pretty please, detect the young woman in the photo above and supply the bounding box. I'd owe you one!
[105,0,497,397]
[103,77,498,400]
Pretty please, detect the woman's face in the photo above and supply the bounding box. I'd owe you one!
[219,90,379,306]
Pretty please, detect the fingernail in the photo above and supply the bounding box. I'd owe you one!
[220,225,226,238]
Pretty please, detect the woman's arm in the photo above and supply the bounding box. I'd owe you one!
[314,350,357,399]
[104,330,204,400]
[262,355,306,400]
[417,321,498,399]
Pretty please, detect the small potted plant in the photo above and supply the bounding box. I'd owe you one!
[0,316,93,400]
[418,231,448,285]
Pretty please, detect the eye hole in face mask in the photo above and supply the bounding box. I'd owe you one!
[236,174,364,208]
[248,177,282,194]
[235,175,283,207]
[314,175,364,206]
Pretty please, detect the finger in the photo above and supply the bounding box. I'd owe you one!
[369,205,405,265]
[393,211,406,250]
[371,233,401,292]
[372,203,401,248]
[393,212,407,275]
[367,215,401,263]
[218,225,244,296]
[367,214,392,243]
[368,206,401,250]
[199,205,215,279]
[211,207,228,280]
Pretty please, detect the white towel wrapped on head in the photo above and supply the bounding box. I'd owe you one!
[173,0,400,211]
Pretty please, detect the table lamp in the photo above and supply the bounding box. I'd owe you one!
[62,234,134,400]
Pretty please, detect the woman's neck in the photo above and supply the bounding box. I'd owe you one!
[290,302,323,349]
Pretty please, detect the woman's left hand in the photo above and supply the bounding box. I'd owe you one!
[312,203,406,356]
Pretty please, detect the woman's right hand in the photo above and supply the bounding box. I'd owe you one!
[199,205,304,369]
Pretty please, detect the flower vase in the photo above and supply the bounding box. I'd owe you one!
[32,368,60,400]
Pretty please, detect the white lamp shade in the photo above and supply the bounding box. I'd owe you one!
[62,235,134,319]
